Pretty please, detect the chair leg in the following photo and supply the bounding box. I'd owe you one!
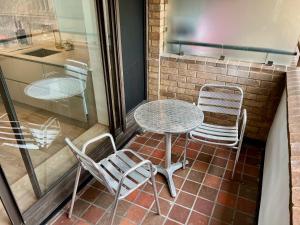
[68,165,81,218]
[109,195,119,225]
[150,165,161,215]
[231,137,244,179]
[232,109,247,179]
[183,133,188,169]
[231,149,240,179]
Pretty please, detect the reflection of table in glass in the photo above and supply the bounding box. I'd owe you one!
[24,77,87,116]
[134,99,204,197]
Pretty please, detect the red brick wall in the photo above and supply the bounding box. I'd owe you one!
[158,56,286,140]
[286,70,300,225]
[148,0,166,100]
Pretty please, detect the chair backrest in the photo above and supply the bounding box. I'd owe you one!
[43,59,88,82]
[64,59,89,82]
[198,84,243,124]
[65,138,114,194]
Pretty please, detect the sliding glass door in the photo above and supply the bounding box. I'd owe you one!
[119,0,146,113]
[92,0,149,141]
[0,0,110,223]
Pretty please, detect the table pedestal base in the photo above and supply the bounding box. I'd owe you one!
[156,160,188,197]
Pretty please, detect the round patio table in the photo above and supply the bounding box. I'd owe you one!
[134,99,204,197]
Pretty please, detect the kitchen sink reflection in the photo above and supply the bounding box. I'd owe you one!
[23,48,60,57]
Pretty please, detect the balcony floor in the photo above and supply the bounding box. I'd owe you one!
[50,132,263,225]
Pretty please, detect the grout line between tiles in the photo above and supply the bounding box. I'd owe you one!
[207,146,234,225]
[161,134,188,225]
[185,142,215,225]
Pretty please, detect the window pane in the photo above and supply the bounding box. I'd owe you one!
[166,0,300,64]
[0,0,109,212]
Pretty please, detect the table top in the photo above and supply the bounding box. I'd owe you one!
[134,99,204,134]
[24,77,86,101]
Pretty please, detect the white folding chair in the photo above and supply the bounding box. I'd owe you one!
[187,84,247,178]
[65,133,161,225]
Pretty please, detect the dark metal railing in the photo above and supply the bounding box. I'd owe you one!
[167,40,297,56]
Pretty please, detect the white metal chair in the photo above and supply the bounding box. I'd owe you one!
[187,84,247,178]
[65,133,161,225]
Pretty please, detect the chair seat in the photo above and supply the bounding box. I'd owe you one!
[190,122,238,147]
[98,150,152,197]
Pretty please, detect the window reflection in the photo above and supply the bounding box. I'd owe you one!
[0,0,109,214]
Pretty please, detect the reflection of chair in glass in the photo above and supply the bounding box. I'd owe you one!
[0,113,61,150]
[64,59,89,118]
[65,133,161,225]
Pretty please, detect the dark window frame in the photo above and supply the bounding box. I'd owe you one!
[107,0,149,128]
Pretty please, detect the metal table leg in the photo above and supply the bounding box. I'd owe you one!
[156,133,188,197]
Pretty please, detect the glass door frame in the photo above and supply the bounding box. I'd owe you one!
[0,0,142,224]
[0,67,43,199]
[0,166,24,225]
[106,0,149,133]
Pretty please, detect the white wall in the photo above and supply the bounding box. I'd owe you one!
[258,89,290,225]
[53,0,86,43]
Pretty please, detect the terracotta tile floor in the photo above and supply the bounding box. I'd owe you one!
[50,132,263,225]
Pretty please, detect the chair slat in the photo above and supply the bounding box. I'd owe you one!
[117,152,150,178]
[0,136,34,142]
[200,105,240,116]
[201,123,237,130]
[190,130,238,142]
[100,167,127,195]
[195,127,237,137]
[199,124,238,134]
[2,143,39,150]
[109,155,146,183]
[0,126,25,130]
[29,128,60,134]
[101,159,138,190]
[0,131,31,136]
[199,98,241,109]
[200,91,242,101]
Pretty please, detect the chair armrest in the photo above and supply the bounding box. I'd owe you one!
[114,159,155,197]
[82,133,117,154]
[119,149,157,175]
[122,160,153,179]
